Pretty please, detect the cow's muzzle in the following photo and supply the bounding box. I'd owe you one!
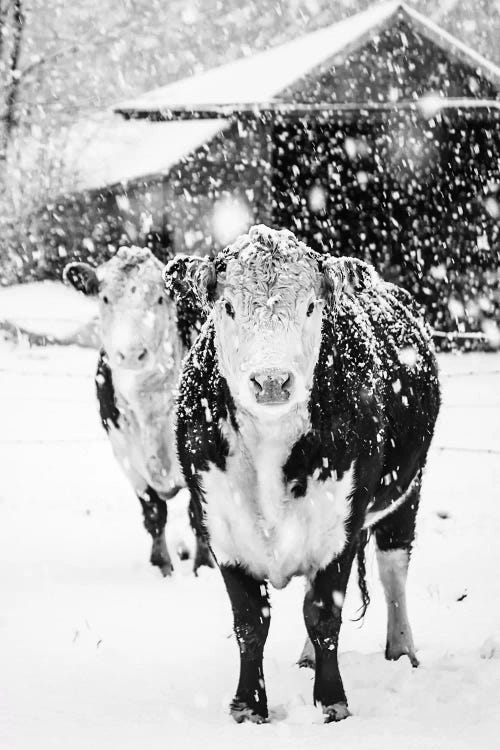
[249,369,293,404]
[115,346,150,369]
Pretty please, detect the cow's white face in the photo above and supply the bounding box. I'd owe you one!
[64,247,170,372]
[212,244,325,417]
[165,225,379,421]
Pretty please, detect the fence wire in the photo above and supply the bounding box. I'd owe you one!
[0,435,497,455]
[1,365,499,380]
[0,356,498,453]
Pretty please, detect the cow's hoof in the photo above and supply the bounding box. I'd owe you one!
[194,557,215,575]
[230,700,267,724]
[158,562,174,577]
[297,637,315,669]
[151,556,173,577]
[385,645,419,668]
[297,655,315,670]
[323,702,351,723]
[150,538,173,576]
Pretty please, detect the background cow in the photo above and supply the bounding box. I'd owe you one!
[64,246,211,575]
[165,225,440,723]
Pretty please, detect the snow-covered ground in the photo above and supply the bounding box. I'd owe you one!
[0,282,97,340]
[1,341,499,750]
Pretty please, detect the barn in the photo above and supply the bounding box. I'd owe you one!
[47,0,500,338]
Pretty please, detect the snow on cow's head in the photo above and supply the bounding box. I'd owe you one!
[64,246,172,371]
[165,225,379,418]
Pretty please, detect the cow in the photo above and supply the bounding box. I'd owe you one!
[64,246,212,575]
[164,224,440,723]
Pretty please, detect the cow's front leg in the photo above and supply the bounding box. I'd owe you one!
[220,564,270,724]
[138,487,173,576]
[304,544,356,723]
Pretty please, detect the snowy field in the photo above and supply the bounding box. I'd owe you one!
[1,341,499,750]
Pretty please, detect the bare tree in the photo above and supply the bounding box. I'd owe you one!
[0,0,25,158]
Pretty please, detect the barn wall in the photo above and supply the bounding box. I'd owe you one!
[271,110,500,335]
[280,19,498,103]
[34,182,170,280]
[160,119,272,256]
[35,118,273,281]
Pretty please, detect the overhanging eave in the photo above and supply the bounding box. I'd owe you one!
[116,98,500,122]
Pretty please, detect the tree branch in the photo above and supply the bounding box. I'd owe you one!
[0,0,25,159]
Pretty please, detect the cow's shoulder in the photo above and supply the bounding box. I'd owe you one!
[283,309,385,497]
[320,303,384,423]
[359,281,433,359]
[95,350,120,432]
[169,284,206,350]
[176,321,237,481]
[340,280,439,403]
[352,281,440,506]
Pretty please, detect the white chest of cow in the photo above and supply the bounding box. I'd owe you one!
[107,368,182,498]
[201,412,354,588]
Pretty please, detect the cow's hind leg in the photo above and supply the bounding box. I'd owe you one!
[297,635,315,669]
[139,487,173,576]
[187,495,215,573]
[220,564,271,723]
[373,485,420,667]
[193,535,214,572]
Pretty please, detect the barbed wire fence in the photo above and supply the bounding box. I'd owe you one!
[0,326,498,451]
[0,367,498,453]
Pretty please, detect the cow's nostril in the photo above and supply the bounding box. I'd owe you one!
[250,375,263,395]
[250,370,294,404]
[137,348,148,361]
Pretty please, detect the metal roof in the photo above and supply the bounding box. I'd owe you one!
[115,1,500,120]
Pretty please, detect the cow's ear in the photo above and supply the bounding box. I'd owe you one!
[322,257,379,309]
[163,254,217,307]
[63,262,99,296]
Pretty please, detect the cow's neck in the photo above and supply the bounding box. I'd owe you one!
[109,315,184,491]
[111,313,183,428]
[227,402,311,523]
[237,404,310,453]
[113,368,171,420]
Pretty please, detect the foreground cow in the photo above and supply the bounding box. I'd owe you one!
[165,225,440,723]
[64,246,210,575]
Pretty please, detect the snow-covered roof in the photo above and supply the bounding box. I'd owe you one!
[72,1,500,191]
[115,1,500,118]
[68,114,230,192]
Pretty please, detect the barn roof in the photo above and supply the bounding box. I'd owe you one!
[68,114,231,192]
[115,1,500,120]
[75,1,500,191]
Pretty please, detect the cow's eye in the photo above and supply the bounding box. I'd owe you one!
[306,301,315,317]
[224,300,235,318]
[102,295,109,304]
